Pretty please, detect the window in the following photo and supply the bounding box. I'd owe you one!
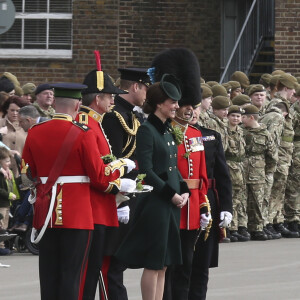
[0,0,72,59]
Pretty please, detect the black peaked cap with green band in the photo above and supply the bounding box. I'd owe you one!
[51,83,88,99]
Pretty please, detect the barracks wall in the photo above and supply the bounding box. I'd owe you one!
[274,0,300,75]
[0,0,220,85]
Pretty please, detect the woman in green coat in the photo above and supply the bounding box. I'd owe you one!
[116,74,190,300]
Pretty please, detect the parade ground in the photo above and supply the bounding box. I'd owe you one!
[1,238,300,300]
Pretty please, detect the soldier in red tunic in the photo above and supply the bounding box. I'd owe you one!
[77,70,136,300]
[149,48,209,300]
[22,83,135,300]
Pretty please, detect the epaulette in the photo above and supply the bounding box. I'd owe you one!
[78,113,89,125]
[72,120,90,131]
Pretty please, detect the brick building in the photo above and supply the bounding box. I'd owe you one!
[0,0,299,86]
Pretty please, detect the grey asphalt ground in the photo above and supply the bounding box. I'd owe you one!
[1,238,300,300]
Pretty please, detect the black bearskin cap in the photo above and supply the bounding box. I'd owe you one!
[149,48,201,107]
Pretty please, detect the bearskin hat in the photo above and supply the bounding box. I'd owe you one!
[149,48,201,107]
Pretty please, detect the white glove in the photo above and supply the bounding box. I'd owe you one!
[120,178,136,193]
[219,211,232,228]
[123,158,136,173]
[117,206,130,224]
[115,192,130,207]
[200,213,212,230]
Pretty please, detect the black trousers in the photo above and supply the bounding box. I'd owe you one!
[39,228,92,300]
[188,267,209,300]
[163,229,198,300]
[106,256,128,300]
[83,224,106,300]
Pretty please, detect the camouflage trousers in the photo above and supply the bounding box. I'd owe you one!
[268,171,288,224]
[262,173,273,226]
[284,145,300,223]
[246,183,264,232]
[230,185,248,230]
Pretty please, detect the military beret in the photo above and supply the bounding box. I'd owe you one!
[228,105,245,115]
[242,104,259,115]
[222,82,231,93]
[206,81,219,87]
[35,83,53,95]
[271,70,285,76]
[270,75,280,86]
[248,84,266,96]
[228,80,241,90]
[201,85,213,99]
[211,84,228,97]
[22,83,36,95]
[230,71,250,89]
[278,74,297,89]
[211,96,231,109]
[259,73,272,87]
[232,94,251,106]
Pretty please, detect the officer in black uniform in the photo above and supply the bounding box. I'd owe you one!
[188,108,233,300]
[101,67,151,300]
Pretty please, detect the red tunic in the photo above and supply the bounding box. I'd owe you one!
[22,114,120,230]
[174,123,208,230]
[76,106,118,227]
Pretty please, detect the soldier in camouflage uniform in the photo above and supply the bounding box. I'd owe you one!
[259,103,286,239]
[284,94,300,234]
[197,84,213,128]
[266,74,299,238]
[242,105,278,241]
[248,84,268,116]
[206,96,231,151]
[225,105,249,241]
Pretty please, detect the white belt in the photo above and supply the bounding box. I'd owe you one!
[40,175,90,184]
[31,175,90,244]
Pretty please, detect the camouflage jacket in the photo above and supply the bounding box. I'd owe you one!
[197,110,211,128]
[225,126,246,187]
[290,101,300,141]
[267,94,294,174]
[206,111,228,151]
[290,102,300,162]
[259,106,285,147]
[243,124,278,184]
[32,102,55,118]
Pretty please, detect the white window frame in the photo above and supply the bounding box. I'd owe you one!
[0,1,72,59]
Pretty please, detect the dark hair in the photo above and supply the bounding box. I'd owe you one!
[2,96,26,116]
[0,147,10,160]
[143,82,168,114]
[0,91,9,111]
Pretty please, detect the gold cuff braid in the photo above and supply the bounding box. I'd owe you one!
[104,178,121,193]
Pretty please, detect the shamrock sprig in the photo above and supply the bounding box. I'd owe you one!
[136,173,146,191]
[171,126,184,145]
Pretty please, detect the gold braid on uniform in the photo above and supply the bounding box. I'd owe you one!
[114,111,140,159]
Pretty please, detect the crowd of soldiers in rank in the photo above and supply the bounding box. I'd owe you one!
[0,69,300,254]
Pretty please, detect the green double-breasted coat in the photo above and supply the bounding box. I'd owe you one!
[116,113,189,270]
